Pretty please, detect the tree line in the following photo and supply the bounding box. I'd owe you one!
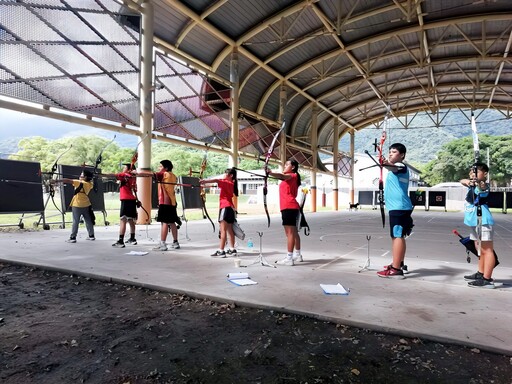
[14,136,261,178]
[421,134,512,187]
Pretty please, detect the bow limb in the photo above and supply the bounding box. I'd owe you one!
[94,135,116,174]
[202,191,215,232]
[263,180,270,227]
[47,145,73,215]
[263,120,286,227]
[92,135,116,192]
[198,144,215,232]
[378,113,388,228]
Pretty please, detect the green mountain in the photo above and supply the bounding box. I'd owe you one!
[339,109,511,164]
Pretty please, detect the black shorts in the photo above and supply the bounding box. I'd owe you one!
[156,204,180,224]
[219,206,235,224]
[389,210,414,238]
[120,199,137,220]
[281,209,299,226]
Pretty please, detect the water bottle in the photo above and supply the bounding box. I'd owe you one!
[247,237,254,252]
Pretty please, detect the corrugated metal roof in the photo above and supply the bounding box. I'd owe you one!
[2,0,512,168]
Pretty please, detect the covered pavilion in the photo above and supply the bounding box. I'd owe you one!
[1,0,512,219]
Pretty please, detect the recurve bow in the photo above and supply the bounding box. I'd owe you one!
[199,142,215,232]
[92,135,116,192]
[129,133,151,222]
[47,145,73,214]
[471,112,482,256]
[375,113,388,228]
[263,120,286,227]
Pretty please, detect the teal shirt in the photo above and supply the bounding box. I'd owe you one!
[463,186,494,226]
[384,166,413,211]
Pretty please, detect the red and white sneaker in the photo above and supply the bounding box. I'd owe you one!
[383,263,409,274]
[377,266,405,279]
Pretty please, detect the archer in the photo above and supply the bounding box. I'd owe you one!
[153,160,181,251]
[377,143,414,279]
[110,163,138,248]
[460,162,499,288]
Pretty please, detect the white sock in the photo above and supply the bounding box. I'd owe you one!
[294,250,301,257]
[287,252,293,259]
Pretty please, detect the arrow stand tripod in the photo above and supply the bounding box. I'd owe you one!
[358,235,376,273]
[247,231,276,268]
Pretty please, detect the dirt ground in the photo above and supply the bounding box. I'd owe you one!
[1,262,511,384]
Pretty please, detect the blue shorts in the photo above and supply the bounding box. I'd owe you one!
[389,210,413,238]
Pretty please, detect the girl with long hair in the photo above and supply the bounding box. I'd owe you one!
[200,167,239,257]
[266,159,302,266]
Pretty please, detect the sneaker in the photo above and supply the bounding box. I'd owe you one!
[171,241,180,249]
[276,257,294,266]
[226,249,237,256]
[210,250,226,257]
[468,278,495,289]
[383,263,409,274]
[86,236,95,241]
[112,241,125,248]
[377,266,405,279]
[66,238,76,243]
[292,254,303,262]
[464,271,483,281]
[153,244,168,251]
[126,238,137,245]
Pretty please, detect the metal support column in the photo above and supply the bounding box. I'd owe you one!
[229,47,240,208]
[310,103,318,212]
[333,120,339,211]
[137,0,154,224]
[349,130,355,205]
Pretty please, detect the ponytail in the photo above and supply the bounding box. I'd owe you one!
[226,167,239,197]
[290,159,301,186]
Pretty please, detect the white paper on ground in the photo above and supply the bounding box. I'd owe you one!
[227,272,257,286]
[125,251,149,256]
[229,278,257,286]
[320,283,349,295]
[227,272,249,279]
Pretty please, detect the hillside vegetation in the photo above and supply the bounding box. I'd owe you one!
[340,108,511,164]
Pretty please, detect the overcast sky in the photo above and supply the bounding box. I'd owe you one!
[0,108,139,148]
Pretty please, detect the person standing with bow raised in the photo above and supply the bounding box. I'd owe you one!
[153,160,181,251]
[460,162,499,288]
[53,169,95,243]
[111,163,138,248]
[377,143,413,279]
[200,167,239,257]
[266,159,302,266]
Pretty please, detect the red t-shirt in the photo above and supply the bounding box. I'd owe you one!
[279,173,300,210]
[217,179,234,209]
[116,172,136,200]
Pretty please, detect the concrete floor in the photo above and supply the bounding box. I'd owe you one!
[1,209,511,355]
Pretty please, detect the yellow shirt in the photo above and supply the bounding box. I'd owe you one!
[159,172,177,206]
[70,180,93,208]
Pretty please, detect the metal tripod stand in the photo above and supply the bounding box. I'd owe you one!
[358,235,375,272]
[248,231,276,268]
